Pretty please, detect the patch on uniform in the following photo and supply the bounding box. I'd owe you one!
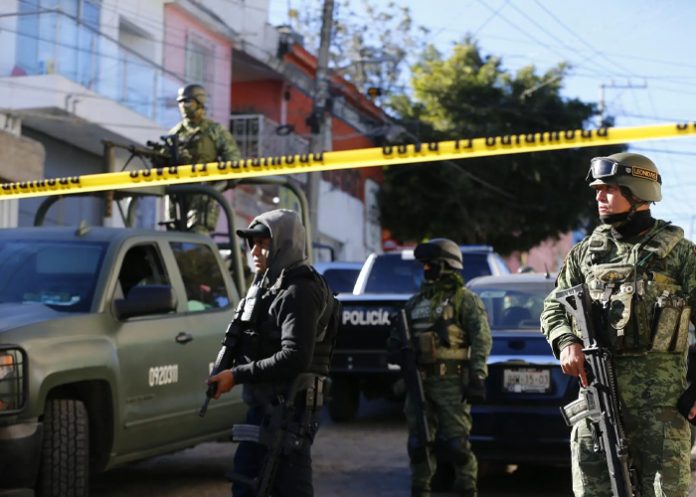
[631,166,658,182]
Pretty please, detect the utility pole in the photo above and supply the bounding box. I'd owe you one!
[307,0,334,250]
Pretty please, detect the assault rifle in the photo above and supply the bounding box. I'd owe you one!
[555,284,640,497]
[229,373,324,497]
[396,309,434,474]
[146,134,181,168]
[200,270,267,417]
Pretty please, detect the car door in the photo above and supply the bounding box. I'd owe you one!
[164,238,246,437]
[112,239,222,454]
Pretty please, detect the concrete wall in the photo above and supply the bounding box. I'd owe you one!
[18,128,103,227]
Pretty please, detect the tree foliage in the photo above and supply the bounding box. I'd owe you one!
[288,0,428,96]
[380,39,625,255]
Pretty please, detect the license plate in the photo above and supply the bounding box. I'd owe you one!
[503,368,550,393]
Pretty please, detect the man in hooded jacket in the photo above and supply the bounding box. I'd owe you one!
[208,209,336,497]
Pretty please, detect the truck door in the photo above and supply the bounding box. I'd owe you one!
[112,241,208,453]
[165,239,245,437]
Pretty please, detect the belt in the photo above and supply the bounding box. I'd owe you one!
[419,359,464,377]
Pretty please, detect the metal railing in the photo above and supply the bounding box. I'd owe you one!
[230,114,309,158]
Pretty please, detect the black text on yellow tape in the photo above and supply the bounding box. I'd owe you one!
[2,121,696,200]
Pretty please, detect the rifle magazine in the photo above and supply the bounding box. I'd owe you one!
[561,395,590,427]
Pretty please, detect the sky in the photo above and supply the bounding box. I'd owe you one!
[269,0,696,237]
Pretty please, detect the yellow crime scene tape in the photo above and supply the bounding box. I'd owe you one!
[1,121,695,200]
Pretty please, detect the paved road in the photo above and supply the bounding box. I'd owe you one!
[92,397,696,497]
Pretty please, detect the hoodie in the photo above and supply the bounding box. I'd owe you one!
[231,209,331,405]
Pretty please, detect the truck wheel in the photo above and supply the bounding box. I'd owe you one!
[38,399,90,497]
[328,378,360,422]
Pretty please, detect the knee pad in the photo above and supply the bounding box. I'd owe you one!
[407,433,427,463]
[445,436,470,464]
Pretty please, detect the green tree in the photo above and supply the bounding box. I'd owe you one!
[288,0,428,97]
[380,39,624,254]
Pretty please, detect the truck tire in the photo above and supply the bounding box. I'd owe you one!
[328,378,360,422]
[38,399,90,497]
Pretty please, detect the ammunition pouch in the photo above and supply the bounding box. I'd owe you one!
[416,331,469,365]
[417,332,437,364]
[419,359,466,379]
[650,288,690,353]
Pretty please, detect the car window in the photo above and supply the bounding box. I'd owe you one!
[364,253,497,293]
[322,268,361,293]
[461,253,497,281]
[117,244,170,299]
[170,242,229,312]
[0,240,106,312]
[472,284,548,330]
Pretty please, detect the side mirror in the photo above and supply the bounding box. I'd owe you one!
[114,285,177,320]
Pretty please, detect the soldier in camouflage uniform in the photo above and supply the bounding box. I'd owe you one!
[541,152,696,497]
[388,239,492,497]
[168,84,241,233]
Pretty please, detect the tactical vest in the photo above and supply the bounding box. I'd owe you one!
[406,293,470,364]
[247,266,338,376]
[173,119,221,164]
[580,222,690,355]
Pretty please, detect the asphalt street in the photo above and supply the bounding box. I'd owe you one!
[90,397,696,497]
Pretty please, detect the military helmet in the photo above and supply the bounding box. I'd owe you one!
[177,84,208,107]
[586,152,662,202]
[414,238,463,270]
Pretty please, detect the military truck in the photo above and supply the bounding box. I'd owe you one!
[329,246,509,422]
[0,172,312,497]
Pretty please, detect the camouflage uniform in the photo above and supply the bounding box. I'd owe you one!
[541,221,696,497]
[167,118,241,233]
[393,271,492,497]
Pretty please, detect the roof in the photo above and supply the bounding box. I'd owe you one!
[0,226,210,244]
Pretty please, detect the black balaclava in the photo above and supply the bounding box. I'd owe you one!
[424,261,445,282]
[600,186,655,239]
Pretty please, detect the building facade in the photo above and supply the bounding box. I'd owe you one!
[0,0,390,262]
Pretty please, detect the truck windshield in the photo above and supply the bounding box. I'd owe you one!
[364,253,493,294]
[0,240,106,312]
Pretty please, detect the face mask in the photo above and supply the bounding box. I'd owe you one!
[179,100,201,121]
[424,261,443,281]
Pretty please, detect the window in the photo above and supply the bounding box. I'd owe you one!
[117,244,169,298]
[184,33,214,87]
[16,0,101,88]
[170,242,229,312]
[0,240,106,312]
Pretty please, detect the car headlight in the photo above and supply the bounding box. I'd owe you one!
[0,347,26,413]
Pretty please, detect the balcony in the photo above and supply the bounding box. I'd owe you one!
[230,114,309,158]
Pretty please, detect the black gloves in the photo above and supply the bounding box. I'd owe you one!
[463,374,486,403]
